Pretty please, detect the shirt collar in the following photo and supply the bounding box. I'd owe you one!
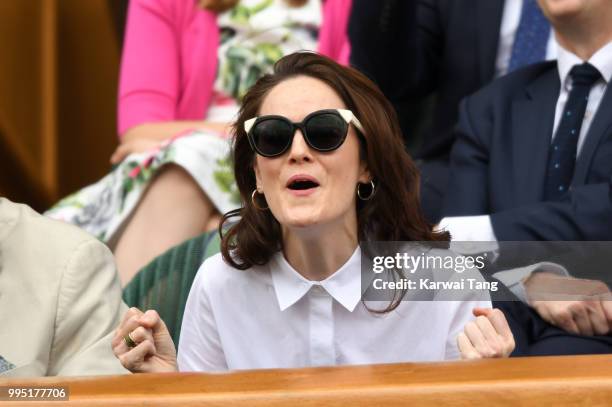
[557,40,612,89]
[270,247,362,312]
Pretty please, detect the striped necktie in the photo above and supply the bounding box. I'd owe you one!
[508,0,551,72]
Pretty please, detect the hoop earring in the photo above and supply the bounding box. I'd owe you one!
[251,189,269,210]
[357,180,376,201]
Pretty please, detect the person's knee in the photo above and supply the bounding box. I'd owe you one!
[147,164,203,202]
[141,164,220,225]
[155,164,197,188]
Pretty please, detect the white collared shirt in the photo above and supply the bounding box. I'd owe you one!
[177,249,491,372]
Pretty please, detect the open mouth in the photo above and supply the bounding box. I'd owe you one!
[287,178,320,191]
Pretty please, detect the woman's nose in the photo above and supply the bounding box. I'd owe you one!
[287,129,312,162]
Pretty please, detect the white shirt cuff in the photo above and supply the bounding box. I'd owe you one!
[493,262,570,302]
[438,215,497,242]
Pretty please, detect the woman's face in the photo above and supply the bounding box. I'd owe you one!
[253,76,370,232]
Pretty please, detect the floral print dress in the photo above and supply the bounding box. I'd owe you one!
[46,0,321,244]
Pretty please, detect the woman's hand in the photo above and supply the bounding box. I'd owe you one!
[111,121,231,164]
[457,308,515,359]
[112,307,178,373]
[110,138,161,165]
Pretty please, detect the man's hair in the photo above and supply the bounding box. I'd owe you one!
[198,0,308,13]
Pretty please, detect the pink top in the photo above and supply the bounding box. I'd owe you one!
[118,0,352,137]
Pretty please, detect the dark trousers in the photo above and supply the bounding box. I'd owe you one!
[484,274,612,355]
[495,300,612,356]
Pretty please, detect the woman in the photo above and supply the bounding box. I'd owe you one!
[112,52,514,373]
[46,0,352,285]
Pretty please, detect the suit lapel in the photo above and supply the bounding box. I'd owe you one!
[573,82,612,184]
[512,67,560,205]
[477,0,504,82]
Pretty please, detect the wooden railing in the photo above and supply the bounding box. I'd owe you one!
[1,355,611,406]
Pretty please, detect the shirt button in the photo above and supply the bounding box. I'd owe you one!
[311,285,325,294]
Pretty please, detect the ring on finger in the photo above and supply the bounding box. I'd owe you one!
[124,332,138,348]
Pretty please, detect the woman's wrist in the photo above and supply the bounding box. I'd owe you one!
[121,121,229,143]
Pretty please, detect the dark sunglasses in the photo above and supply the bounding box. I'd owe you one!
[244,109,365,158]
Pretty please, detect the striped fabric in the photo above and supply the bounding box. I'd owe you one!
[123,230,222,345]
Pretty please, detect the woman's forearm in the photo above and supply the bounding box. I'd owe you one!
[121,121,231,143]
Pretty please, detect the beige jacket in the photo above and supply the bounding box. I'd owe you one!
[0,198,127,376]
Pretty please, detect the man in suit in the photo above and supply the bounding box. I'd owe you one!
[0,198,127,376]
[441,1,612,241]
[349,0,556,222]
[440,0,612,347]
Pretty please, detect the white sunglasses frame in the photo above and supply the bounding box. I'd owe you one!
[244,108,364,134]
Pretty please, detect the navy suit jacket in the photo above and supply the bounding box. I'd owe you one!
[349,0,505,159]
[444,62,612,241]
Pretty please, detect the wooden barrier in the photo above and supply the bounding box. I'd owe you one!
[1,355,611,406]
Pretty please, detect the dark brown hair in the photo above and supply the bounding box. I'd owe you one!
[198,0,308,13]
[220,51,449,274]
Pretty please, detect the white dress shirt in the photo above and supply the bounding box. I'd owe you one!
[441,40,612,242]
[177,249,491,372]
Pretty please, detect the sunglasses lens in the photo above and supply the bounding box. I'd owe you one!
[305,112,347,151]
[252,119,293,156]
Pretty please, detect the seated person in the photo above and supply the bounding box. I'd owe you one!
[112,52,516,372]
[440,0,612,241]
[0,198,127,377]
[349,0,557,222]
[45,0,352,286]
[439,0,612,346]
